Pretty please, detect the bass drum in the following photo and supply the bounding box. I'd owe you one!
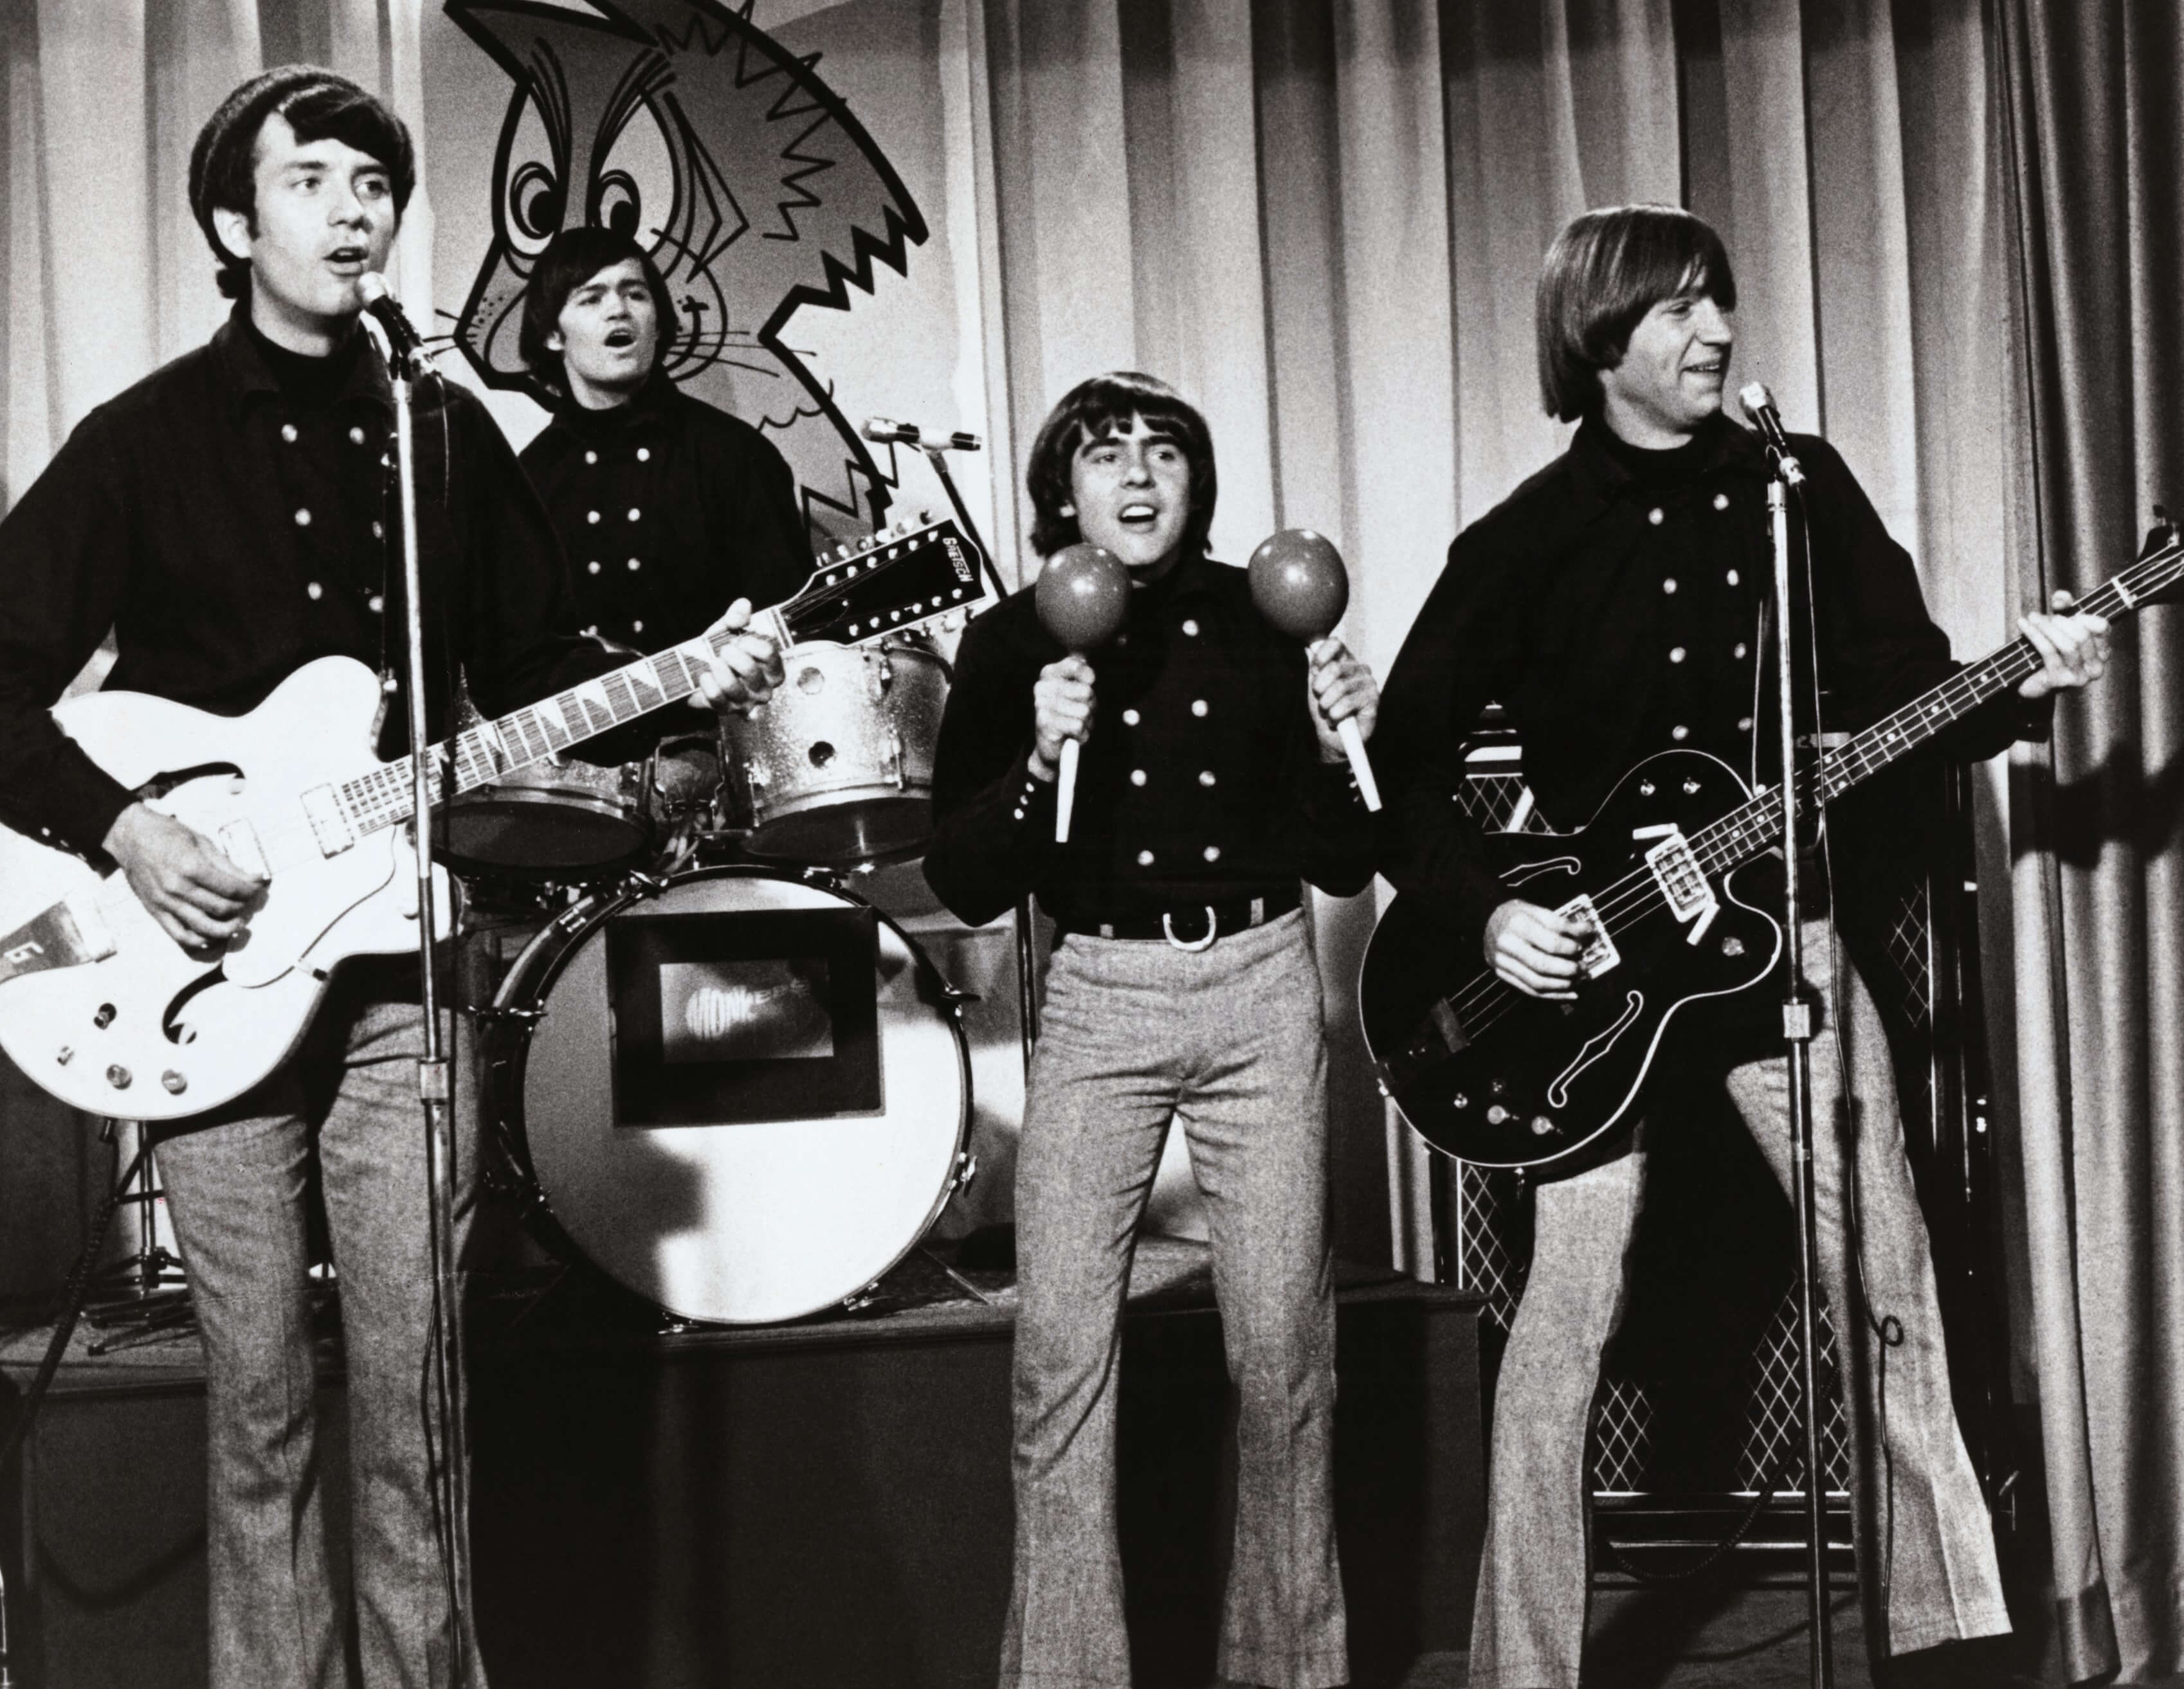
[490,867,970,1324]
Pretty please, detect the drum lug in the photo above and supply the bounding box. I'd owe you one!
[868,655,893,701]
[884,723,905,790]
[799,865,844,890]
[951,1150,979,1193]
[469,1003,545,1027]
[840,1279,884,1314]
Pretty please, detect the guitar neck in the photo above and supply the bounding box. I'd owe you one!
[1691,546,2178,878]
[334,626,751,838]
[323,513,987,840]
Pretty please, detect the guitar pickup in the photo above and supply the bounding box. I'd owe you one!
[301,785,356,856]
[1643,829,1721,944]
[1554,892,1621,978]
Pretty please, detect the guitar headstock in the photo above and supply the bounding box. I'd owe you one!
[781,514,992,646]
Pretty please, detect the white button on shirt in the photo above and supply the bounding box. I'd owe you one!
[294,509,311,527]
[1713,492,1730,511]
[280,424,298,444]
[1669,647,1686,664]
[1129,770,1147,786]
[1181,619,1199,636]
[585,451,598,465]
[305,582,323,600]
[1725,569,1740,587]
[1671,725,1689,741]
[587,561,601,574]
[349,426,367,447]
[1648,508,1664,526]
[1662,578,1677,594]
[1122,709,1140,727]
[1136,849,1154,867]
[1203,845,1221,863]
[1190,700,1208,718]
[637,447,651,463]
[587,511,601,525]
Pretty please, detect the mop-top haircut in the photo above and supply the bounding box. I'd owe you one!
[1536,204,1737,422]
[189,65,416,302]
[518,225,680,395]
[1026,372,1218,561]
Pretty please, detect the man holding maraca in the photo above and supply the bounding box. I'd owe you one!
[923,371,1377,1689]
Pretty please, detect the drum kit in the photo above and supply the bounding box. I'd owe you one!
[451,624,975,1326]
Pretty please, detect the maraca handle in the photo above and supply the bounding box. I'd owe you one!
[1338,716,1382,813]
[1055,736,1082,844]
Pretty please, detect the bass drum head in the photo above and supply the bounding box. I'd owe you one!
[507,868,968,1324]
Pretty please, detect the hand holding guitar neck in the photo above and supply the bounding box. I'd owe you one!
[1248,528,1382,811]
[1034,543,1131,844]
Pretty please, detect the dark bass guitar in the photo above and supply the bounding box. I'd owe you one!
[1360,540,2179,1170]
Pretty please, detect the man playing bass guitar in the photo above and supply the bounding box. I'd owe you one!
[1374,204,2108,1689]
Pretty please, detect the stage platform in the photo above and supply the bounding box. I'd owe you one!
[1,1240,1484,1688]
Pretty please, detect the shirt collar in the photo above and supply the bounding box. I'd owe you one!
[552,369,677,439]
[1131,549,1221,613]
[1564,409,1769,510]
[213,302,391,412]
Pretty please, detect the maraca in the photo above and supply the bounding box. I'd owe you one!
[1248,527,1382,811]
[1034,542,1133,842]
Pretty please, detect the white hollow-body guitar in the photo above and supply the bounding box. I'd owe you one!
[0,515,987,1121]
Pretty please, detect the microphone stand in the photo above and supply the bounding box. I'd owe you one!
[388,336,476,1686]
[915,442,1041,1069]
[1764,445,1833,1689]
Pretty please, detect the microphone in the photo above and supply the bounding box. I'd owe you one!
[356,272,426,363]
[1737,382,1805,486]
[863,417,983,453]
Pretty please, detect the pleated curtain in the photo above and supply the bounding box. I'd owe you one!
[0,4,2176,1674]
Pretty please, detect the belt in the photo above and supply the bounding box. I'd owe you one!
[1064,887,1301,952]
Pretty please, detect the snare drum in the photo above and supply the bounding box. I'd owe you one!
[444,737,720,879]
[444,757,651,875]
[487,867,970,1324]
[719,640,948,865]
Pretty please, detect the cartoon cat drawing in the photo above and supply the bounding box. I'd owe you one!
[448,0,929,546]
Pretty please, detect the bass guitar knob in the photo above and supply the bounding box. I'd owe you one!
[1486,1104,1510,1124]
[1530,1115,1556,1137]
[1721,935,1746,958]
[1450,1092,1470,1110]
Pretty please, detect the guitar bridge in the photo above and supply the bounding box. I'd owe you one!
[1554,893,1621,979]
[1643,829,1721,944]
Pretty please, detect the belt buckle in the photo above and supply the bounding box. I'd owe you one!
[1161,905,1218,953]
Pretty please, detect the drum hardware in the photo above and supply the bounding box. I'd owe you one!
[839,1280,886,1314]
[951,1150,979,1193]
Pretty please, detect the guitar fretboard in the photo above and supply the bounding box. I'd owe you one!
[333,625,750,838]
[1689,541,2179,878]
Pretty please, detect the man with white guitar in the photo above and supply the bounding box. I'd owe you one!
[0,66,777,1689]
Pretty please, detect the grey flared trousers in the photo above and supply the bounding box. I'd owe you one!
[1467,921,2009,1689]
[1001,910,1349,1689]
[155,975,486,1689]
